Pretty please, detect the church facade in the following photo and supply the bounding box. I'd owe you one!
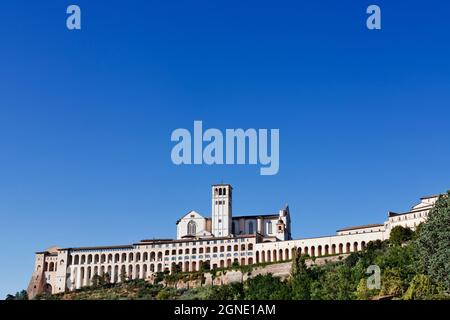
[27,184,438,299]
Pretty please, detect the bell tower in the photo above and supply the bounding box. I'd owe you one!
[211,184,232,237]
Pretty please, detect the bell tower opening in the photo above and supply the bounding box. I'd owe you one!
[211,184,233,237]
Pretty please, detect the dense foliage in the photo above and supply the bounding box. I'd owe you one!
[415,192,450,292]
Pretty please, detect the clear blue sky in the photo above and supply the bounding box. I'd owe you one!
[0,0,449,298]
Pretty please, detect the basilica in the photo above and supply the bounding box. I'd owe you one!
[27,184,438,299]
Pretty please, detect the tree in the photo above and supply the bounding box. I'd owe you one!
[380,268,405,297]
[200,261,211,272]
[403,274,434,300]
[290,250,311,300]
[244,274,291,300]
[5,290,28,300]
[415,192,450,292]
[389,226,414,245]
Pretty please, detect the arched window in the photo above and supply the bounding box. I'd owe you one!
[223,188,226,196]
[267,221,273,234]
[219,189,223,196]
[248,221,254,234]
[187,220,196,236]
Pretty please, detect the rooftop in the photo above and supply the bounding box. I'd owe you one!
[336,223,384,233]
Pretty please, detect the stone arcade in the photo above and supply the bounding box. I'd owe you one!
[27,184,439,299]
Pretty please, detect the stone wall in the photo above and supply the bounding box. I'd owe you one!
[162,254,348,290]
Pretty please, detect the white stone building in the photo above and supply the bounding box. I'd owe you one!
[27,184,439,298]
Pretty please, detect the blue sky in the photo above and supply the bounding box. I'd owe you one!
[0,0,449,298]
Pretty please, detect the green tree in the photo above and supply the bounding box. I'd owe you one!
[5,290,28,300]
[415,192,450,292]
[244,274,291,300]
[403,274,434,300]
[290,251,311,300]
[389,226,414,245]
[380,268,405,297]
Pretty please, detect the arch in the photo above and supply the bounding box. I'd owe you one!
[128,252,134,262]
[157,263,162,272]
[100,266,105,276]
[279,249,283,261]
[107,254,113,263]
[223,188,227,196]
[220,260,225,268]
[331,244,336,255]
[114,254,120,263]
[353,242,358,252]
[94,254,99,264]
[113,265,118,283]
[101,254,106,263]
[143,264,148,279]
[187,220,197,236]
[318,245,322,257]
[256,251,260,264]
[184,261,189,272]
[304,247,309,256]
[339,243,343,254]
[80,267,85,287]
[361,241,366,250]
[248,243,254,251]
[273,250,277,261]
[346,243,351,253]
[325,245,329,255]
[191,261,197,272]
[128,265,133,280]
[219,188,223,195]
[143,252,148,262]
[285,248,290,260]
[81,255,86,264]
[87,266,92,285]
[227,245,232,252]
[135,264,140,279]
[311,246,315,257]
[227,259,232,267]
[121,253,127,263]
[261,251,266,263]
[248,258,253,265]
[136,252,141,262]
[150,252,155,261]
[43,284,52,294]
[49,262,55,272]
[87,254,93,264]
[150,264,155,272]
[240,258,245,266]
[267,250,271,262]
[74,255,79,265]
[157,252,163,261]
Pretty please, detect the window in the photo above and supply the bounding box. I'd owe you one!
[187,220,196,236]
[248,222,254,234]
[267,221,273,234]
